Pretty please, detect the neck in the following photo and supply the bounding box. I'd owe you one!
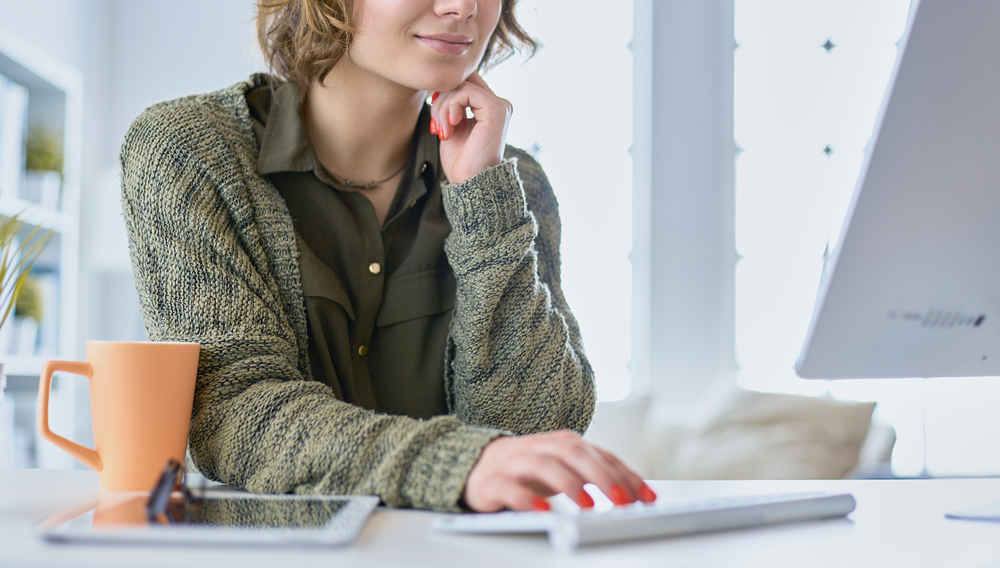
[305,57,427,184]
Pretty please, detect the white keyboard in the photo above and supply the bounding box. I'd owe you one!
[431,492,856,552]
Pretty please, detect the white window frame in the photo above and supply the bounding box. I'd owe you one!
[631,0,738,421]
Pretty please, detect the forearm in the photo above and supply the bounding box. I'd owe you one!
[188,340,502,508]
[442,158,596,435]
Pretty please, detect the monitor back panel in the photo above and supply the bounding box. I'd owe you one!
[797,0,1000,379]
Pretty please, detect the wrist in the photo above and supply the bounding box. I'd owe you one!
[450,156,502,185]
[462,435,513,512]
[441,159,533,244]
[402,420,504,512]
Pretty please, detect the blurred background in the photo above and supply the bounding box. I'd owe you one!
[0,0,997,481]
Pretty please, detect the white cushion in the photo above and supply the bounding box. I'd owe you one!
[655,390,875,479]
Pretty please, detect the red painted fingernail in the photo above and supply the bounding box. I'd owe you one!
[531,496,551,512]
[430,118,438,135]
[609,484,631,507]
[431,91,439,104]
[576,489,595,509]
[639,483,657,503]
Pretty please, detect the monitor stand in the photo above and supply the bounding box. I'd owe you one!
[945,500,1000,521]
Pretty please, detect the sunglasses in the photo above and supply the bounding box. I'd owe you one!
[146,459,206,525]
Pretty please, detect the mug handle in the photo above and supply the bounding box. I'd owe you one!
[37,361,102,472]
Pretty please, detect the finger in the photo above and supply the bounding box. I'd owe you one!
[440,90,471,141]
[430,89,451,139]
[438,96,469,141]
[447,99,464,128]
[444,84,497,121]
[592,446,655,502]
[442,95,479,141]
[448,100,475,142]
[427,91,439,137]
[435,80,507,143]
[497,481,548,512]
[465,72,512,118]
[510,454,589,508]
[541,434,638,506]
[432,88,466,140]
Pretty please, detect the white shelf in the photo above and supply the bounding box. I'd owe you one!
[0,30,80,366]
[0,193,65,232]
[2,355,51,377]
[0,29,82,470]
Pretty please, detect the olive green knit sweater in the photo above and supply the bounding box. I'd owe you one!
[119,77,595,511]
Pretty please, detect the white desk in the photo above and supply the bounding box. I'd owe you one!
[2,468,1000,568]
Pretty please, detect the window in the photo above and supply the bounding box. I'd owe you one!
[487,0,634,401]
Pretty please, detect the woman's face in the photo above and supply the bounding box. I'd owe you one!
[347,0,502,92]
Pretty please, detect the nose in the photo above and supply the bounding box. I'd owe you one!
[434,0,478,20]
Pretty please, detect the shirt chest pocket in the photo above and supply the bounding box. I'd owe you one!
[377,268,456,326]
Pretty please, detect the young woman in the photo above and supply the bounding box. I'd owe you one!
[120,0,656,513]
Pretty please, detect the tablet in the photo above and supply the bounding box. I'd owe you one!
[37,491,380,547]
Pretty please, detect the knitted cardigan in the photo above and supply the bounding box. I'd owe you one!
[119,77,596,511]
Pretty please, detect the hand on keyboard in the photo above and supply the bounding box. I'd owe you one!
[462,430,657,513]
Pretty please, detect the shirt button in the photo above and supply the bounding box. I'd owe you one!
[358,344,368,356]
[369,262,381,275]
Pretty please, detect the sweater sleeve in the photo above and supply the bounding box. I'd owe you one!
[119,101,502,511]
[441,148,597,434]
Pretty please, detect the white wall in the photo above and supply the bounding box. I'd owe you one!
[91,0,262,344]
[108,1,263,161]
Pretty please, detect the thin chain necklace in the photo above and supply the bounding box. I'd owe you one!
[328,160,408,189]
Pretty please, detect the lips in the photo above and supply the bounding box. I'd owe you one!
[416,34,473,56]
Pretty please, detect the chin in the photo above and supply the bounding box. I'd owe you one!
[407,68,474,93]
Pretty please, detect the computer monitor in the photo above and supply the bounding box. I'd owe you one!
[796,0,1000,381]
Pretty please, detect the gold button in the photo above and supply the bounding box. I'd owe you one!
[409,201,417,208]
[358,344,368,356]
[420,163,428,173]
[369,262,381,275]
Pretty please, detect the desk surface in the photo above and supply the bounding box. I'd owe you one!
[2,468,1000,568]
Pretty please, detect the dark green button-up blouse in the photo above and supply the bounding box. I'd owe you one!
[246,79,454,420]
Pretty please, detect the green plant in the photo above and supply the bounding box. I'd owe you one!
[0,215,53,331]
[25,126,63,176]
[14,275,43,322]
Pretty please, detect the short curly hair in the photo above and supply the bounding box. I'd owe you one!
[256,0,537,102]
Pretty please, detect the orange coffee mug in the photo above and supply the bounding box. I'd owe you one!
[37,341,200,491]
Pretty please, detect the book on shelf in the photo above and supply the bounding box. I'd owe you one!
[0,75,29,200]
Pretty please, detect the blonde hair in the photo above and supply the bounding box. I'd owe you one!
[256,0,537,103]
